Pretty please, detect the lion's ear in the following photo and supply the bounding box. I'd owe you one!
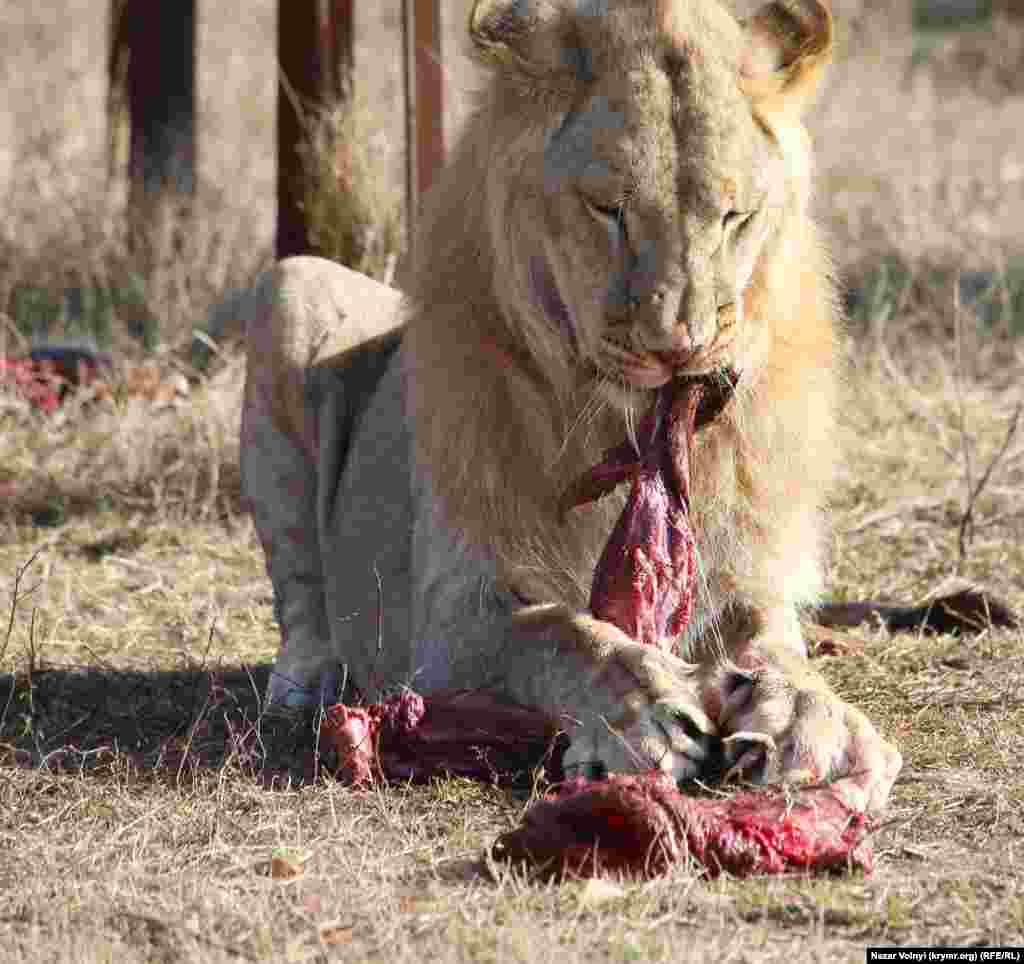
[468,0,565,76]
[740,0,833,118]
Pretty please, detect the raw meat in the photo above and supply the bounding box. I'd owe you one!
[493,771,872,879]
[318,693,873,878]
[559,372,739,649]
[318,688,564,787]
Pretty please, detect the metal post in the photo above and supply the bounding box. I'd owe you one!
[414,0,445,202]
[402,0,445,250]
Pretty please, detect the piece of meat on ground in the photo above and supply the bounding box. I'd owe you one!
[318,688,564,787]
[318,691,873,879]
[492,772,873,879]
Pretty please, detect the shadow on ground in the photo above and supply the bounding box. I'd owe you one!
[0,662,323,782]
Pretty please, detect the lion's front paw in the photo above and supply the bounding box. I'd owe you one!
[560,645,720,785]
[710,664,902,814]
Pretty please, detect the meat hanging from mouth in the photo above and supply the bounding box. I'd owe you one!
[559,371,739,649]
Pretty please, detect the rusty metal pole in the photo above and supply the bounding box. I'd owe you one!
[402,0,445,253]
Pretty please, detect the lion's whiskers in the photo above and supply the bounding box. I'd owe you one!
[623,395,641,455]
[554,375,611,465]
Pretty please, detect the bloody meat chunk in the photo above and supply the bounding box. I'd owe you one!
[319,688,564,787]
[318,692,873,879]
[559,372,738,649]
[493,771,872,879]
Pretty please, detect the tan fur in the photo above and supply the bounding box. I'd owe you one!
[405,0,838,632]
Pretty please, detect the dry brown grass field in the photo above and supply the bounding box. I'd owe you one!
[2,2,1023,961]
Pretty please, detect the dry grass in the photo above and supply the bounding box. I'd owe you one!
[2,1,1023,961]
[301,90,405,285]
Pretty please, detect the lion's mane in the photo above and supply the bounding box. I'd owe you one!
[402,0,840,635]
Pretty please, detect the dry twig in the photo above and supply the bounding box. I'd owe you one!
[2,547,45,666]
[951,278,1023,571]
[957,397,1023,571]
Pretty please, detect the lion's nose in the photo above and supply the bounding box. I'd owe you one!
[638,283,713,354]
[673,281,717,352]
[648,284,695,343]
[625,265,716,354]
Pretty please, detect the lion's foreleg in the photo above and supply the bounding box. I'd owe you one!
[241,372,337,708]
[241,271,336,708]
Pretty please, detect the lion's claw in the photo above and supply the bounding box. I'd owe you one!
[721,731,776,783]
[707,657,901,813]
[562,693,721,786]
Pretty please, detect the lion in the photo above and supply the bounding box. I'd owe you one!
[240,0,901,813]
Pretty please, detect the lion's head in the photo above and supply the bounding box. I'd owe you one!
[470,0,832,400]
[405,0,838,608]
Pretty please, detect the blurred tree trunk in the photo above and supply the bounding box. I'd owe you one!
[277,0,355,261]
[109,0,196,268]
[109,1,197,199]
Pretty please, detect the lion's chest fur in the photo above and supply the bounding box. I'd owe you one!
[321,347,523,698]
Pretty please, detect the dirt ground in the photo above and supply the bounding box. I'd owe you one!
[2,2,1023,962]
